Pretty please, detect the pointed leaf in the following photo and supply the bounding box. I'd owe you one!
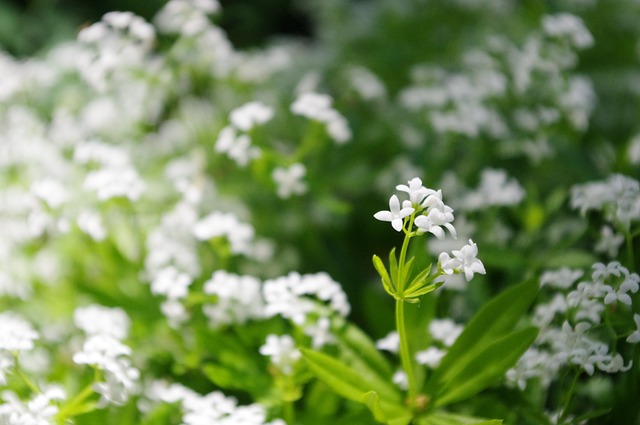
[362,391,387,422]
[404,281,443,299]
[373,255,396,296]
[399,256,415,291]
[338,323,394,379]
[301,348,402,404]
[404,263,433,294]
[433,327,538,407]
[418,411,502,425]
[426,278,539,395]
[389,248,399,289]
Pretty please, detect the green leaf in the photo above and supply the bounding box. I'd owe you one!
[301,348,403,407]
[373,256,396,297]
[362,391,387,422]
[426,278,539,397]
[404,263,433,294]
[418,411,502,425]
[338,323,394,379]
[433,326,538,407]
[389,248,399,289]
[373,254,396,296]
[399,256,415,291]
[404,281,443,299]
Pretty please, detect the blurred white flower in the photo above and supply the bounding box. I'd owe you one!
[229,101,274,131]
[0,313,39,352]
[272,163,307,199]
[259,334,301,375]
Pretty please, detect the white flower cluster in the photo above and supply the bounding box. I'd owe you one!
[77,11,156,91]
[570,173,640,231]
[0,313,39,385]
[263,272,350,326]
[145,202,272,327]
[291,92,352,144]
[459,168,525,211]
[72,305,140,407]
[0,386,66,425]
[259,334,301,375]
[145,381,285,425]
[375,177,456,238]
[398,13,595,161]
[272,163,307,199]
[508,262,640,390]
[216,101,274,167]
[203,271,265,328]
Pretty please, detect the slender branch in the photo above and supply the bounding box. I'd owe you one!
[396,299,417,404]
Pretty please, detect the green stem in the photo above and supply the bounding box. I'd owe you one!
[396,299,417,404]
[284,400,295,425]
[558,369,581,424]
[13,354,40,394]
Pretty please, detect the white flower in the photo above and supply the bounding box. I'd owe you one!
[376,331,399,353]
[415,190,457,239]
[392,370,408,390]
[416,347,446,367]
[439,240,486,281]
[303,317,334,349]
[0,313,39,352]
[396,177,434,206]
[259,334,301,375]
[229,101,274,131]
[214,126,261,167]
[594,225,624,258]
[202,271,264,327]
[0,352,13,385]
[193,211,255,255]
[429,319,463,347]
[77,210,107,241]
[272,163,307,199]
[461,169,525,210]
[627,314,640,344]
[540,267,584,289]
[542,13,594,49]
[0,387,66,425]
[374,195,414,232]
[74,305,130,340]
[151,266,193,300]
[291,91,351,143]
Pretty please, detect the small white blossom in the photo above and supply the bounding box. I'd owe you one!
[375,331,399,354]
[303,317,335,349]
[429,319,463,347]
[151,266,193,300]
[542,13,594,49]
[627,314,640,344]
[229,101,274,131]
[439,239,486,281]
[0,386,66,425]
[540,267,584,289]
[415,347,446,367]
[0,313,39,352]
[259,334,301,375]
[272,163,307,199]
[414,190,457,239]
[392,370,408,390]
[74,305,130,340]
[291,92,351,143]
[396,177,434,206]
[202,271,264,327]
[374,195,414,232]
